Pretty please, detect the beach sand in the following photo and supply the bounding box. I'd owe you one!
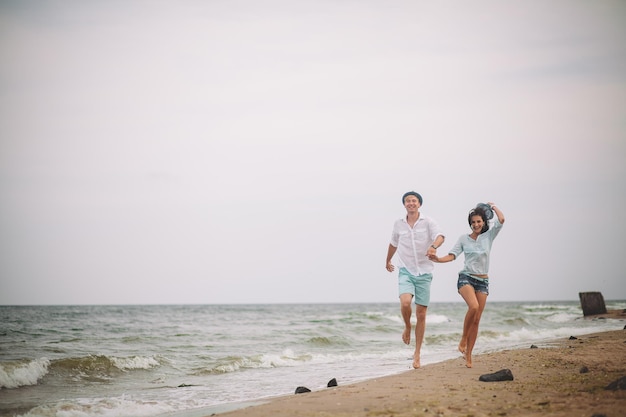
[215,329,626,417]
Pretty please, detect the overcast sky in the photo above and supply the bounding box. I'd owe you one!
[1,0,625,305]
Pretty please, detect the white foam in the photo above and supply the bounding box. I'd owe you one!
[426,314,450,324]
[385,313,450,325]
[0,358,50,389]
[479,323,620,351]
[545,312,580,323]
[110,355,161,371]
[16,396,178,417]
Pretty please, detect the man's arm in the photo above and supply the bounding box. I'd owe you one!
[386,244,397,272]
[427,234,445,257]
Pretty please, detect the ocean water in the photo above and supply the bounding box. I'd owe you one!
[1,300,625,417]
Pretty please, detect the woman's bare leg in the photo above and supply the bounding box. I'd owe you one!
[458,314,470,356]
[457,285,474,356]
[458,286,487,368]
[464,291,487,367]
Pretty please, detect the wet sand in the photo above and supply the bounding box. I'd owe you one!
[215,329,626,417]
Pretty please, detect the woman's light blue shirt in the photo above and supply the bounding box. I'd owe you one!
[449,219,503,276]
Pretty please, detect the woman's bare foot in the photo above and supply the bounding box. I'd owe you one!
[465,354,473,368]
[458,343,466,356]
[412,355,421,369]
[402,326,411,345]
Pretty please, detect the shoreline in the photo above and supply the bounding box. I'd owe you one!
[211,328,626,417]
[585,309,626,320]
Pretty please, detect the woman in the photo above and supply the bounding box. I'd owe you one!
[429,202,505,368]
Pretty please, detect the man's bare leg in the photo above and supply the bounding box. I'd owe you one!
[412,304,427,369]
[400,294,413,345]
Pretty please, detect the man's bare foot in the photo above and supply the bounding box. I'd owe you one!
[402,327,411,345]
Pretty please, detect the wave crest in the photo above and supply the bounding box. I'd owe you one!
[199,349,316,375]
[110,355,162,370]
[0,358,50,389]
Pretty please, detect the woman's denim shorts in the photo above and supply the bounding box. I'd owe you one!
[457,273,489,295]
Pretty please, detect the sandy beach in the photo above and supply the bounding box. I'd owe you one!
[216,328,626,417]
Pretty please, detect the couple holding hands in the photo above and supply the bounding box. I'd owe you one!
[385,191,505,369]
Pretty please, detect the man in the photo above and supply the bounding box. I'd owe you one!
[386,191,444,369]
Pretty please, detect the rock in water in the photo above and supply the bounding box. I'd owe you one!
[479,369,514,382]
[295,386,311,394]
[327,378,338,387]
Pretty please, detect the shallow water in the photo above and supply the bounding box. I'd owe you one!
[1,300,624,417]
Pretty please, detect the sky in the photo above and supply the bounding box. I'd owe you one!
[1,0,625,305]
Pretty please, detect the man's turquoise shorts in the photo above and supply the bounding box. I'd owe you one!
[398,268,433,307]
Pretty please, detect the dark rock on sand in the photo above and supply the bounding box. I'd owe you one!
[605,376,626,391]
[579,366,589,374]
[479,369,514,382]
[327,378,338,387]
[569,336,578,340]
[530,344,538,349]
[295,386,311,394]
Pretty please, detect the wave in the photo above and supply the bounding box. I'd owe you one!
[52,354,162,375]
[502,317,530,326]
[110,355,162,371]
[14,396,177,417]
[475,324,620,351]
[199,349,317,375]
[427,314,451,324]
[384,313,451,325]
[196,346,415,376]
[521,303,575,311]
[0,358,50,389]
[306,336,350,347]
[544,312,581,323]
[0,355,163,390]
[425,333,462,345]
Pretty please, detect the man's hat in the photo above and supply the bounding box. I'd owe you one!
[402,191,422,205]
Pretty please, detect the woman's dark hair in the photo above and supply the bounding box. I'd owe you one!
[468,207,490,233]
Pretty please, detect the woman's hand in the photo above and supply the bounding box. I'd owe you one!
[488,202,505,224]
[429,253,455,263]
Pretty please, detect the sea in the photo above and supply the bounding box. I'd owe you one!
[1,300,625,417]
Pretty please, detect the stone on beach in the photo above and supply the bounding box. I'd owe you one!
[479,368,514,382]
[605,376,626,391]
